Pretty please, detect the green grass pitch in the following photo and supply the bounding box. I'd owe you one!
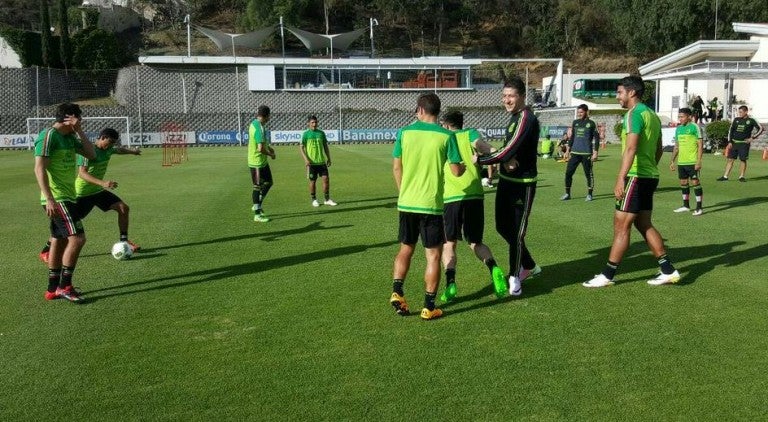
[2,144,768,420]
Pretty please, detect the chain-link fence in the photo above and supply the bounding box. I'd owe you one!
[2,64,601,147]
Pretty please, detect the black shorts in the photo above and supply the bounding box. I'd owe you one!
[43,201,85,238]
[398,212,445,248]
[307,164,329,181]
[727,142,750,161]
[250,165,273,187]
[77,190,122,218]
[443,199,484,244]
[616,177,658,214]
[676,165,699,181]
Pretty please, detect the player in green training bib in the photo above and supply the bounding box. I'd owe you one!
[39,127,142,259]
[438,110,507,302]
[33,103,96,303]
[299,115,337,207]
[390,93,465,320]
[583,76,680,288]
[669,108,704,215]
[248,105,276,222]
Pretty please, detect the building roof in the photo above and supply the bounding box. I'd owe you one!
[640,22,768,81]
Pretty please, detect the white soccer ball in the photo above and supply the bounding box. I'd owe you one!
[111,241,133,260]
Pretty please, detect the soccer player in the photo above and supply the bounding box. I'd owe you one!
[390,93,465,320]
[717,105,764,182]
[561,104,599,201]
[34,103,95,302]
[39,128,142,262]
[438,110,507,302]
[477,76,542,297]
[299,115,337,207]
[248,105,276,222]
[669,108,704,216]
[582,75,680,288]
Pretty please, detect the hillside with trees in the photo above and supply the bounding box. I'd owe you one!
[1,0,767,72]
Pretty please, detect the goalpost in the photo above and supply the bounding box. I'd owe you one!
[25,116,132,150]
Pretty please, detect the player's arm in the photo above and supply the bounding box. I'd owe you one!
[669,143,679,171]
[322,135,332,166]
[751,121,764,141]
[655,127,663,164]
[116,146,141,155]
[728,120,737,143]
[34,156,57,217]
[393,158,402,191]
[695,138,703,170]
[446,133,466,177]
[257,140,275,159]
[615,132,638,199]
[78,165,117,189]
[591,120,600,161]
[69,116,95,160]
[478,109,534,165]
[298,136,310,165]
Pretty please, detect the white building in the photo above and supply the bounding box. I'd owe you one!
[640,22,768,122]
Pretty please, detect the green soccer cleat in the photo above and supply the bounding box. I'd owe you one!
[491,266,507,298]
[440,283,457,302]
[254,214,270,223]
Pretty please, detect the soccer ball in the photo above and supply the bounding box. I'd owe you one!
[111,241,133,260]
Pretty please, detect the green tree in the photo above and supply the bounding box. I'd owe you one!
[40,0,52,66]
[58,0,71,68]
[72,27,121,69]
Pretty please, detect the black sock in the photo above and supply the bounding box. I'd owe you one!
[445,268,456,285]
[60,265,75,288]
[565,187,571,195]
[602,261,619,280]
[392,279,404,296]
[42,240,51,253]
[658,254,676,275]
[48,268,61,292]
[588,188,593,196]
[424,291,437,311]
[484,258,497,272]
[311,193,317,200]
[120,233,128,242]
[252,190,260,206]
[324,192,330,201]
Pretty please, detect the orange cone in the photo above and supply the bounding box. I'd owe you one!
[762,147,768,160]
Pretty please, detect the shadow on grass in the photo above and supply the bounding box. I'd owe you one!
[442,239,752,316]
[84,240,397,301]
[269,198,398,220]
[700,196,768,215]
[79,221,354,259]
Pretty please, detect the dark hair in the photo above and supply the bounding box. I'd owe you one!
[308,115,318,122]
[577,104,589,112]
[441,110,464,129]
[738,105,749,112]
[678,107,692,116]
[618,75,645,98]
[503,76,526,95]
[55,103,82,122]
[257,105,270,117]
[99,127,119,141]
[417,93,441,116]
